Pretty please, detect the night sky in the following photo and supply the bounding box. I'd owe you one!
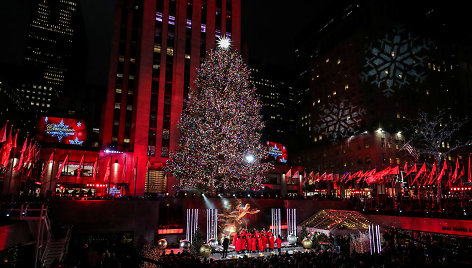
[0,0,323,86]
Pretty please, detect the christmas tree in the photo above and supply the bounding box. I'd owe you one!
[166,37,271,193]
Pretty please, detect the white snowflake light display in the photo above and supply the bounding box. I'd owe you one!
[316,99,365,139]
[364,25,430,97]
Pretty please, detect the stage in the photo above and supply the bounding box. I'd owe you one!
[163,243,307,261]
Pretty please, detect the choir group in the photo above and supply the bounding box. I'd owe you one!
[232,228,283,254]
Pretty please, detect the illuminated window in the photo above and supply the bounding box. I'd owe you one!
[317,99,320,103]
[116,88,122,93]
[326,58,329,63]
[114,103,121,109]
[345,84,349,90]
[396,113,400,119]
[333,91,336,95]
[337,59,341,64]
[124,138,130,143]
[426,90,430,95]
[441,141,445,148]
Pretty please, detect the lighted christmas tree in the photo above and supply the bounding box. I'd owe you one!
[166,37,271,193]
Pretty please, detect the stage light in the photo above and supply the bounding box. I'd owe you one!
[248,194,251,197]
[218,194,221,197]
[202,193,205,197]
[6,213,10,217]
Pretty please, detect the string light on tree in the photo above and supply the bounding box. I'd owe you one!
[166,40,271,193]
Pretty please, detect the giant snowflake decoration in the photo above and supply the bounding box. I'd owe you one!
[69,137,84,145]
[363,26,430,97]
[46,120,75,142]
[315,99,365,140]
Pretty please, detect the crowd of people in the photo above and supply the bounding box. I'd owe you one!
[231,228,282,255]
[154,244,467,268]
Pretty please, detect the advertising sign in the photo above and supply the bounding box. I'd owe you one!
[266,141,287,163]
[36,117,86,145]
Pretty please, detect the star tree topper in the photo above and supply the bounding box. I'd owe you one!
[217,36,231,50]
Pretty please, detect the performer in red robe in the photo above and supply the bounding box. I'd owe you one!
[257,235,263,252]
[232,233,238,247]
[269,234,275,252]
[241,236,246,253]
[235,235,241,253]
[251,235,257,253]
[276,235,282,254]
[247,234,252,252]
[262,233,268,252]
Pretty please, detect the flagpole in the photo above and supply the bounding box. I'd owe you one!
[108,155,112,198]
[134,156,138,197]
[6,149,14,197]
[49,150,56,195]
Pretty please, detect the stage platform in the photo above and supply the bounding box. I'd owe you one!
[163,244,307,261]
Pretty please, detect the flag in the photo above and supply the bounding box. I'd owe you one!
[406,163,417,176]
[403,162,408,174]
[103,158,111,182]
[40,152,54,178]
[435,159,447,185]
[122,156,127,181]
[452,158,460,184]
[458,167,465,183]
[314,172,320,182]
[24,143,33,165]
[285,169,292,180]
[12,130,18,148]
[1,126,13,168]
[400,142,418,160]
[389,166,399,175]
[0,121,7,143]
[292,170,300,178]
[92,158,98,180]
[412,163,426,185]
[327,173,333,181]
[320,172,327,181]
[426,162,437,185]
[14,138,28,171]
[77,154,85,181]
[56,155,69,179]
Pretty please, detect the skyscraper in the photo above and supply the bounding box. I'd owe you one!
[293,1,472,176]
[101,0,241,196]
[22,0,80,113]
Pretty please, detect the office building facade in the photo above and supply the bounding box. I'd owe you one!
[102,0,241,196]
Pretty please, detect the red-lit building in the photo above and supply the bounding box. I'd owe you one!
[101,0,241,196]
